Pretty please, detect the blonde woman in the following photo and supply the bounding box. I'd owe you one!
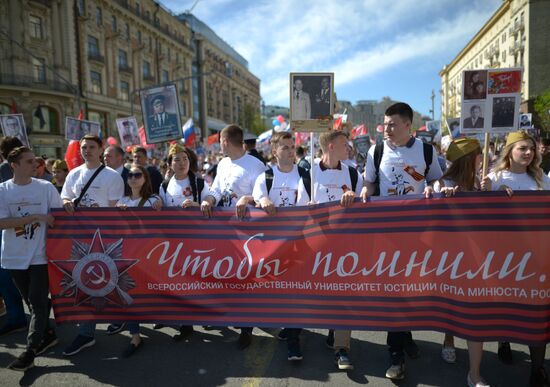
[484,130,550,387]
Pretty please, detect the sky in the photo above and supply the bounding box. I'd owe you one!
[161,0,501,118]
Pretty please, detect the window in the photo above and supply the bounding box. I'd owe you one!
[88,36,100,57]
[96,7,102,26]
[32,106,56,133]
[502,51,506,62]
[29,15,43,39]
[137,30,142,43]
[112,15,117,32]
[502,32,506,43]
[124,23,130,39]
[32,57,46,82]
[143,61,151,78]
[135,2,141,16]
[77,0,86,16]
[118,50,128,68]
[90,70,102,93]
[162,70,169,83]
[120,81,129,101]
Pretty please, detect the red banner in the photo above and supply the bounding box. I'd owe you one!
[47,192,550,345]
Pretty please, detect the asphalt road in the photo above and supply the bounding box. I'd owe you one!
[0,315,544,387]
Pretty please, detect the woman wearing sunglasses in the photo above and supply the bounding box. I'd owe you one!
[113,164,162,357]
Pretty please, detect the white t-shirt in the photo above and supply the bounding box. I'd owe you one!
[364,138,443,197]
[116,195,160,208]
[61,164,124,207]
[297,161,364,205]
[160,175,210,207]
[488,170,550,191]
[253,165,305,207]
[0,179,63,269]
[209,154,266,207]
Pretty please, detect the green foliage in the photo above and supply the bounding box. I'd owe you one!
[534,88,550,134]
[243,104,265,135]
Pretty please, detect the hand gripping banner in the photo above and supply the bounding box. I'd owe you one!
[47,192,550,345]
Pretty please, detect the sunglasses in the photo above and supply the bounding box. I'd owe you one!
[127,172,143,179]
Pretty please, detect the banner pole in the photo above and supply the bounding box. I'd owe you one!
[482,131,490,178]
[310,131,315,203]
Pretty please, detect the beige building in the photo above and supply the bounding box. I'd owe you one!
[0,0,260,158]
[439,0,550,124]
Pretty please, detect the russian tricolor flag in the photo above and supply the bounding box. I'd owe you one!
[182,118,196,147]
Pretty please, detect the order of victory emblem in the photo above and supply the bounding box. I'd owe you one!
[51,229,139,309]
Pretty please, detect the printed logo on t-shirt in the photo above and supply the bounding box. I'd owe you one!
[14,206,40,240]
[387,167,414,196]
[79,193,100,207]
[221,187,237,207]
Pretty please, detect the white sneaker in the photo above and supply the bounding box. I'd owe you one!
[467,373,490,387]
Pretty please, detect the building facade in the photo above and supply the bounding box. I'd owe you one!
[0,0,260,158]
[439,0,550,124]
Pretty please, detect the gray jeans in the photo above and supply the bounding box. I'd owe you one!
[10,264,52,351]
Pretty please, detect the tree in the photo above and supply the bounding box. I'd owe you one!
[243,104,265,135]
[534,87,550,136]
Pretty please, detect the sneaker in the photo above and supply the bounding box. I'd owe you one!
[334,349,354,370]
[277,328,288,341]
[467,372,490,387]
[237,331,252,350]
[497,342,513,364]
[35,329,58,356]
[0,322,27,336]
[106,323,126,335]
[530,367,550,387]
[62,335,95,356]
[153,324,165,330]
[325,329,334,349]
[441,345,457,364]
[386,353,405,380]
[287,341,303,361]
[121,339,143,358]
[8,350,35,371]
[405,335,420,359]
[173,325,193,341]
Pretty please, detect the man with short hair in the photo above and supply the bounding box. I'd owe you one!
[539,138,550,174]
[0,146,63,371]
[132,146,163,194]
[0,136,27,337]
[463,105,484,129]
[296,130,363,371]
[292,79,311,120]
[200,124,266,349]
[361,102,443,380]
[61,135,124,356]
[147,95,178,130]
[295,146,311,171]
[104,145,130,195]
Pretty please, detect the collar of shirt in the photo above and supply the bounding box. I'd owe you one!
[319,160,342,171]
[386,136,415,150]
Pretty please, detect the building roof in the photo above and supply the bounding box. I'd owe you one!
[177,13,249,69]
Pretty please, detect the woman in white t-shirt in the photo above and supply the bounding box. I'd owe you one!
[111,165,161,357]
[434,138,490,387]
[160,144,209,209]
[484,131,550,387]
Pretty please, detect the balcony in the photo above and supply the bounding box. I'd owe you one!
[508,40,525,55]
[510,18,525,35]
[143,74,155,82]
[118,64,133,74]
[88,52,105,63]
[0,72,76,94]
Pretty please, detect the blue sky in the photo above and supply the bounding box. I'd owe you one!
[161,0,501,118]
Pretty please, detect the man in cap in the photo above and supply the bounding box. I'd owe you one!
[147,95,178,131]
[243,132,265,165]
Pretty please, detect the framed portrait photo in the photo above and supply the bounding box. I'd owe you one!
[289,72,334,132]
[0,114,30,147]
[116,116,141,149]
[139,83,182,144]
[64,117,100,141]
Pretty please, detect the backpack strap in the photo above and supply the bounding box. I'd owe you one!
[188,172,205,203]
[137,197,148,207]
[265,167,274,194]
[372,143,384,196]
[422,142,433,179]
[297,166,311,200]
[161,179,169,193]
[348,165,358,192]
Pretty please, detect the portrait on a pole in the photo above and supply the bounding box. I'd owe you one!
[65,117,100,141]
[140,84,182,144]
[290,72,334,132]
[116,116,141,149]
[0,114,30,147]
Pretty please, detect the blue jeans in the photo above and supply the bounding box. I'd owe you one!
[0,267,26,326]
[79,322,96,338]
[127,323,139,335]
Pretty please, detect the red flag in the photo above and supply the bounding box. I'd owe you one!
[376,124,384,133]
[333,116,343,130]
[10,100,17,113]
[295,132,309,146]
[138,125,155,150]
[207,133,219,145]
[77,109,84,120]
[351,124,367,139]
[64,140,83,170]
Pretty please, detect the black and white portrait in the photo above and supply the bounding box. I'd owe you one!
[65,117,100,140]
[519,113,532,129]
[461,102,485,132]
[491,97,516,128]
[463,70,488,100]
[289,72,334,132]
[446,118,461,139]
[0,114,30,147]
[140,84,182,144]
[116,116,141,148]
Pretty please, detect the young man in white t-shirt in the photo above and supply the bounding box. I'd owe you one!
[200,124,265,349]
[360,102,443,381]
[0,147,63,371]
[60,135,124,356]
[296,130,364,371]
[252,131,307,361]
